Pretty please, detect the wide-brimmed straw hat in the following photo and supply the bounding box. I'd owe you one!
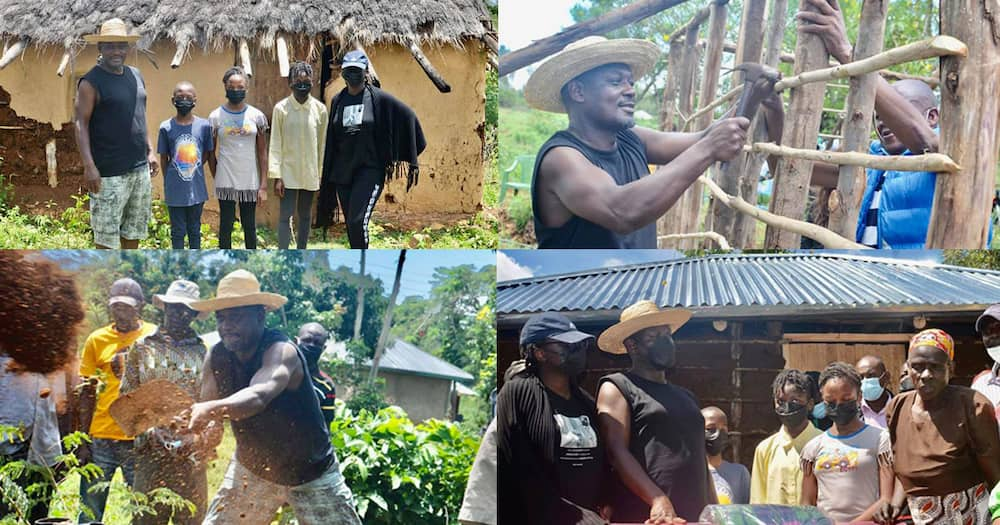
[190,270,287,313]
[524,36,659,114]
[597,300,691,355]
[153,279,209,320]
[83,18,140,43]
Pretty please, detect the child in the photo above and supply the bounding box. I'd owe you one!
[158,81,214,249]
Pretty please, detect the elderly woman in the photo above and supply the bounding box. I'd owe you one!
[878,329,1000,525]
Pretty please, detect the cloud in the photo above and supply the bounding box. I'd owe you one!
[603,257,625,267]
[497,252,534,281]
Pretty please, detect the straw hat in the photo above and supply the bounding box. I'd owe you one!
[597,300,691,355]
[190,270,287,313]
[153,279,209,320]
[83,18,140,43]
[524,36,660,114]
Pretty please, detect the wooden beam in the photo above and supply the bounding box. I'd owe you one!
[713,0,767,246]
[170,40,188,68]
[659,42,683,130]
[56,48,71,77]
[749,142,961,172]
[499,0,691,76]
[239,40,253,77]
[765,0,830,249]
[276,36,290,77]
[670,25,703,248]
[774,36,966,91]
[407,37,451,93]
[658,232,732,249]
[828,0,887,239]
[926,2,1000,248]
[0,38,27,70]
[667,2,713,43]
[483,33,498,55]
[700,175,868,248]
[783,333,914,343]
[683,85,742,129]
[46,139,57,188]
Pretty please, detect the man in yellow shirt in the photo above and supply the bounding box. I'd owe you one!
[268,60,329,249]
[76,277,157,524]
[750,369,822,505]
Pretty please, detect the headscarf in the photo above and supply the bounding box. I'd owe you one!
[909,328,955,361]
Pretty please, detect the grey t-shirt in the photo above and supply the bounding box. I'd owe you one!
[713,461,750,504]
[0,356,62,466]
[801,424,891,522]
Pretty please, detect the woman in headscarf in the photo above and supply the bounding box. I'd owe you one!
[877,329,1000,525]
[317,50,426,249]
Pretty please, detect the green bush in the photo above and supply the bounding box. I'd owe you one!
[330,405,479,525]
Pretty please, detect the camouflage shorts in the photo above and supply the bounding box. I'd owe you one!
[89,164,151,248]
[202,455,361,525]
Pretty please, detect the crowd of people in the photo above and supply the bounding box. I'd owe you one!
[1,267,358,524]
[76,18,425,250]
[494,300,1000,525]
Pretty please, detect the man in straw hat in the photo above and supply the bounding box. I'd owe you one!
[77,277,156,524]
[525,36,777,249]
[75,18,158,250]
[186,270,361,525]
[496,312,610,524]
[595,300,714,522]
[118,279,219,525]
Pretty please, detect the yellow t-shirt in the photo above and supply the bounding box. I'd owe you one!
[79,320,157,440]
[749,423,822,505]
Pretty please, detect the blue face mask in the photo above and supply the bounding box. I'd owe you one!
[861,377,885,401]
[812,402,827,420]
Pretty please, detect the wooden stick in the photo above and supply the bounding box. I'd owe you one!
[276,35,290,77]
[683,85,742,129]
[667,2,713,43]
[659,42,684,130]
[499,0,691,76]
[170,40,188,69]
[407,36,451,93]
[927,2,999,248]
[700,175,869,249]
[56,48,71,77]
[659,232,732,249]
[239,39,253,77]
[46,139,58,188]
[774,36,966,91]
[748,142,961,172]
[0,38,27,70]
[483,33,498,55]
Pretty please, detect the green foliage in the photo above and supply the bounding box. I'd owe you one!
[324,339,390,414]
[330,405,479,525]
[498,107,567,180]
[941,250,1000,270]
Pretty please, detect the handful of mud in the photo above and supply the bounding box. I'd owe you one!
[0,252,84,374]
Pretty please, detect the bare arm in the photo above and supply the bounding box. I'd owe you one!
[635,127,706,165]
[206,131,218,178]
[256,125,269,203]
[74,79,101,194]
[799,460,818,506]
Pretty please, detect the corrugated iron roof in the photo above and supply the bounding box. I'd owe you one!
[498,253,1000,321]
[329,339,475,383]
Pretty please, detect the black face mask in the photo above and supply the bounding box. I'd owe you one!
[342,69,365,87]
[173,99,195,115]
[826,400,860,427]
[292,82,312,95]
[775,401,808,429]
[226,89,246,104]
[298,343,323,372]
[646,334,677,369]
[705,429,729,456]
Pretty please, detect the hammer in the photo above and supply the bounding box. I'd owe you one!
[719,62,781,170]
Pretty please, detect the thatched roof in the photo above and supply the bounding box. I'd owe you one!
[0,0,493,50]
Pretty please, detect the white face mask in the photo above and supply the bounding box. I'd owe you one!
[988,345,1000,363]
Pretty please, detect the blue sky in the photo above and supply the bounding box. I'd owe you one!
[325,250,496,298]
[499,0,578,88]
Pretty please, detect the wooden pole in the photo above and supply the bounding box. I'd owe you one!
[170,40,188,68]
[664,24,703,248]
[499,0,691,76]
[926,1,1000,248]
[774,36,966,91]
[56,48,71,77]
[712,0,767,246]
[828,0,887,239]
[762,0,790,68]
[701,175,868,248]
[276,35,290,77]
[407,36,452,93]
[683,85,742,130]
[659,231,732,249]
[764,0,830,249]
[659,43,683,131]
[239,40,253,77]
[46,139,57,188]
[667,3,713,42]
[353,249,366,342]
[0,38,27,70]
[370,250,406,384]
[749,142,960,172]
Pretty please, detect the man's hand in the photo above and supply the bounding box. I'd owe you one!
[647,495,686,524]
[187,401,219,432]
[700,117,751,162]
[274,179,285,199]
[257,187,268,203]
[147,152,160,177]
[797,0,853,64]
[83,164,102,194]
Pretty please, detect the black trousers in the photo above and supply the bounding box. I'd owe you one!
[335,168,385,249]
[218,199,257,249]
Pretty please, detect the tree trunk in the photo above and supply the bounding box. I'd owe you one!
[828,0,887,239]
[657,43,684,243]
[353,249,366,342]
[764,0,830,249]
[369,250,406,384]
[927,1,1000,248]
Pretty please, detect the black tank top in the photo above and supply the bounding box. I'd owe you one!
[600,372,712,522]
[532,128,656,249]
[210,329,334,486]
[80,65,148,177]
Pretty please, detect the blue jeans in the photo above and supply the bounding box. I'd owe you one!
[78,438,134,524]
[167,202,204,249]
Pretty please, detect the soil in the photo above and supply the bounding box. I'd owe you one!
[497,206,535,246]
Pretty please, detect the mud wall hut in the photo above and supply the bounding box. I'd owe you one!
[497,253,1000,468]
[0,0,495,228]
